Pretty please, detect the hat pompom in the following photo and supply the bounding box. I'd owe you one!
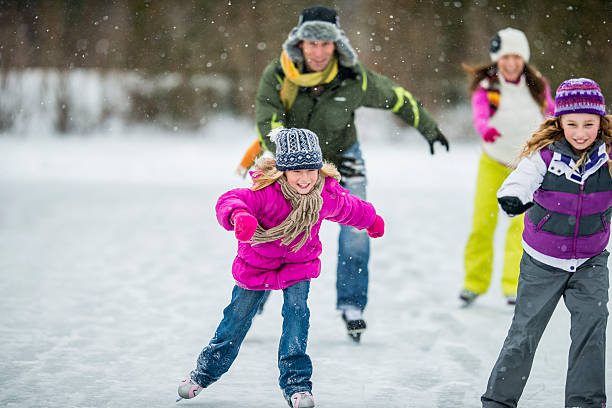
[268,127,285,144]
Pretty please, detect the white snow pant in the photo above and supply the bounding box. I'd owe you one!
[482,250,609,408]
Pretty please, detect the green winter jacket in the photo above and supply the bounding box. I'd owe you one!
[255,57,441,167]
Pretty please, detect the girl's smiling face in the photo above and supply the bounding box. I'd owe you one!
[497,54,525,82]
[285,169,319,194]
[561,113,601,154]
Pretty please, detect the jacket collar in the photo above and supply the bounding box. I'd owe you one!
[547,138,608,185]
[549,137,604,161]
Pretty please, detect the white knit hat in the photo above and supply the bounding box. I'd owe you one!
[489,27,530,63]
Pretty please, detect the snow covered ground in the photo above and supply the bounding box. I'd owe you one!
[1,126,611,408]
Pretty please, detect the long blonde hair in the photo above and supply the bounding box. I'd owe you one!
[519,115,612,177]
[250,157,341,191]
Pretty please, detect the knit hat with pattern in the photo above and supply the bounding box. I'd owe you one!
[554,78,606,117]
[270,128,323,171]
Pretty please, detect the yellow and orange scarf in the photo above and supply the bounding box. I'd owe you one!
[279,50,338,111]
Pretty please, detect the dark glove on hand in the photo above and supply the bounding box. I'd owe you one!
[498,196,534,216]
[427,127,449,155]
[338,156,365,179]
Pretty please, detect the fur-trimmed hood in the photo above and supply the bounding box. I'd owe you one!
[282,20,357,67]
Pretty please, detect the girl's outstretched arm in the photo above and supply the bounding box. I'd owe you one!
[216,188,265,231]
[324,178,377,230]
[497,152,546,216]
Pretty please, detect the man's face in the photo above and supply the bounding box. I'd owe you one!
[299,40,336,72]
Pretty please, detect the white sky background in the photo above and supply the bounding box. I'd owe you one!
[1,114,611,407]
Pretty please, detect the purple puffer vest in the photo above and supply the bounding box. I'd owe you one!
[216,176,377,290]
[523,141,612,259]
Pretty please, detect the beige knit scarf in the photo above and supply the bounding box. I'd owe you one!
[250,174,324,252]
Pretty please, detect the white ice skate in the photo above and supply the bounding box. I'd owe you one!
[289,391,315,408]
[176,376,203,402]
[459,288,479,307]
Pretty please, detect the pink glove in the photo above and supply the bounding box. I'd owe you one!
[367,215,385,238]
[232,210,258,241]
[483,128,501,143]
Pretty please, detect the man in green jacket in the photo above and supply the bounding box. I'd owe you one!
[254,5,449,342]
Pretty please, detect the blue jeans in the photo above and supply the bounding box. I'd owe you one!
[337,142,370,311]
[191,281,312,397]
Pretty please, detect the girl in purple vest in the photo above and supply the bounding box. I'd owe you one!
[176,128,384,408]
[482,78,612,408]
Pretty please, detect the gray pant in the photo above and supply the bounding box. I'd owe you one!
[482,251,609,408]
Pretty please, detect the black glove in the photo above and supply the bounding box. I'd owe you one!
[427,127,449,155]
[498,196,533,216]
[338,156,365,179]
[412,103,449,155]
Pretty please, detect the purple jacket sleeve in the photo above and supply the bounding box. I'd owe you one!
[324,178,377,230]
[215,188,263,231]
[471,86,495,139]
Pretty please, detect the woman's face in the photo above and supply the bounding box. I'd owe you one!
[299,40,336,72]
[561,113,601,154]
[497,54,525,82]
[285,169,319,194]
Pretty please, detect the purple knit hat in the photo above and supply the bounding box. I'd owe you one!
[554,78,606,117]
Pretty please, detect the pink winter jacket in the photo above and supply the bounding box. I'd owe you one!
[216,176,377,290]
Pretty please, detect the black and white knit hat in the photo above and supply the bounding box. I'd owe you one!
[283,5,357,67]
[489,27,530,63]
[269,128,323,171]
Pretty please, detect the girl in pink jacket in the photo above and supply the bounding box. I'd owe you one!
[177,128,384,408]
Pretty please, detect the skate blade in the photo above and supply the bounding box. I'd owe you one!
[347,327,366,334]
[348,332,362,342]
[176,395,183,403]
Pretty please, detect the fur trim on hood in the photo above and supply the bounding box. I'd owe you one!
[282,20,357,67]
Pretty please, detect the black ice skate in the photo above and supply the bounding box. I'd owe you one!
[341,307,366,343]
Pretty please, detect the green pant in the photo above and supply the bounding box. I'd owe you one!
[464,152,523,296]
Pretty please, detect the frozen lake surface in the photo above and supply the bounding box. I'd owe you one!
[1,133,611,407]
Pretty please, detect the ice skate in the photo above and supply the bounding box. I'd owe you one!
[459,288,479,307]
[176,376,203,402]
[341,306,366,343]
[288,391,315,408]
